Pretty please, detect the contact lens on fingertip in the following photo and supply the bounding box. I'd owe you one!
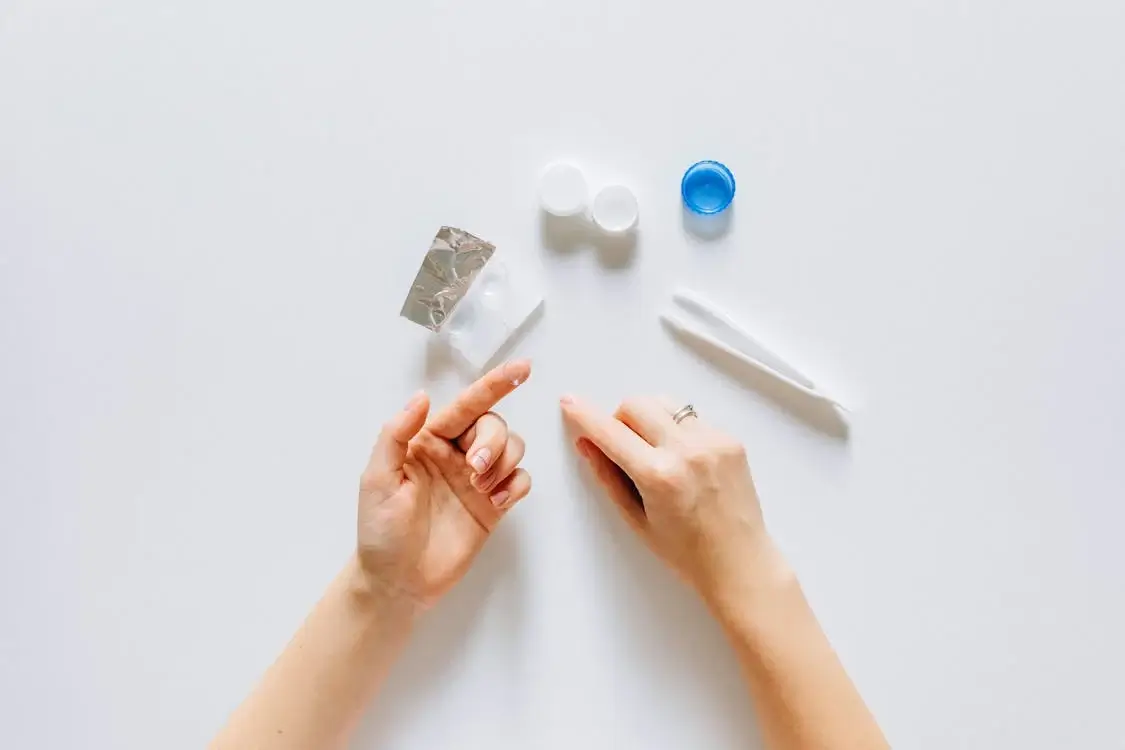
[681,160,736,215]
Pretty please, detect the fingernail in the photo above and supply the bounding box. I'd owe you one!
[405,391,425,409]
[560,394,574,406]
[490,490,510,507]
[470,448,491,473]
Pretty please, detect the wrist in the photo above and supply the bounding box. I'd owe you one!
[698,535,799,625]
[341,555,418,632]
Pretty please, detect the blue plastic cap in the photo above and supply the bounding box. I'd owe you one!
[681,160,736,215]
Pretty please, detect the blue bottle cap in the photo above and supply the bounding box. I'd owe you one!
[681,160,736,215]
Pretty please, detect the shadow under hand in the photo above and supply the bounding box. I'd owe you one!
[663,320,850,440]
[573,455,765,750]
[351,528,524,748]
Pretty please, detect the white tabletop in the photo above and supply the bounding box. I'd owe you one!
[2,1,1124,748]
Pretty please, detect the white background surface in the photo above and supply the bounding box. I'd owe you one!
[2,1,1124,748]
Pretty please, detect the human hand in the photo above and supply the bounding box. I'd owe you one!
[356,361,532,611]
[560,395,789,610]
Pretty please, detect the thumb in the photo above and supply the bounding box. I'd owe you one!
[575,437,648,537]
[370,391,430,477]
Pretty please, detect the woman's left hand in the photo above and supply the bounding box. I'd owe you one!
[355,360,533,611]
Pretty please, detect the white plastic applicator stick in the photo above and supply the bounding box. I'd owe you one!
[663,289,849,412]
[671,289,814,388]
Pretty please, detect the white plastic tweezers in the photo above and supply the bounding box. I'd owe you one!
[661,288,848,411]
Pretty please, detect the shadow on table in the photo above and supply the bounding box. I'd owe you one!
[571,451,766,750]
[662,318,850,440]
[349,476,765,748]
[350,527,525,747]
[539,211,638,270]
[681,203,735,242]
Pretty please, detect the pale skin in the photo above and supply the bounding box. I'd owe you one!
[211,360,888,750]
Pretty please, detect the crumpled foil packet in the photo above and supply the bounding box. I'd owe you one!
[399,226,495,331]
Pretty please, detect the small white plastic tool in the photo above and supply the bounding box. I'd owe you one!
[592,184,639,233]
[538,162,588,217]
[661,288,848,411]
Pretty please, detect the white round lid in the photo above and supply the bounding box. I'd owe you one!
[591,184,639,233]
[538,162,588,217]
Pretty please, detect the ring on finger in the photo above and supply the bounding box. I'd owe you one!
[671,404,698,424]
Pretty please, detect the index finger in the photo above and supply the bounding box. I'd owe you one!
[427,360,532,439]
[560,394,654,478]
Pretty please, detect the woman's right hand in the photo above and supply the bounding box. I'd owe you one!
[560,394,791,611]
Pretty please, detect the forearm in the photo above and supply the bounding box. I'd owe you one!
[707,544,888,750]
[210,556,414,750]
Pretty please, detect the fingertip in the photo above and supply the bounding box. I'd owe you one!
[505,359,532,387]
[561,397,606,450]
[490,469,531,509]
[467,446,492,474]
[461,413,508,478]
[559,393,582,419]
[410,393,431,424]
[404,390,429,414]
[372,392,430,476]
[390,390,429,441]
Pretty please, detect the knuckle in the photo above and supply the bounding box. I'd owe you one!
[617,397,646,417]
[684,446,716,468]
[646,456,688,491]
[717,439,747,460]
[482,411,507,434]
[621,395,657,420]
[413,430,440,451]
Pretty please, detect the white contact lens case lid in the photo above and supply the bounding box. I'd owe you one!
[591,184,639,233]
[538,162,588,217]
